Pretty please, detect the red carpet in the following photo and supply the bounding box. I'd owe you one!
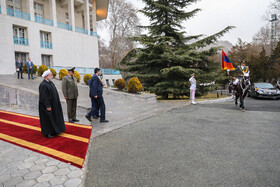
[0,110,92,168]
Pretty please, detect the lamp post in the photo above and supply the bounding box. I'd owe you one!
[270,14,278,55]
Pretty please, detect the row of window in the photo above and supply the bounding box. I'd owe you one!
[7,0,84,28]
[15,52,52,67]
[13,25,52,49]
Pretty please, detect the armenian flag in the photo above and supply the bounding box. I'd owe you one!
[221,50,235,70]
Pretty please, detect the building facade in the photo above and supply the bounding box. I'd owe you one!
[0,0,108,74]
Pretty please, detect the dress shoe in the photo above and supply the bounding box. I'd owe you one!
[100,119,109,123]
[69,120,75,123]
[21,77,24,79]
[85,115,92,122]
[44,134,55,138]
[73,119,79,122]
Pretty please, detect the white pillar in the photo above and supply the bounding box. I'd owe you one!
[91,0,97,32]
[68,0,75,30]
[0,0,7,14]
[84,0,90,35]
[49,0,57,27]
[27,0,35,21]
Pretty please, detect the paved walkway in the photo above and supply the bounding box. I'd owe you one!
[0,74,190,186]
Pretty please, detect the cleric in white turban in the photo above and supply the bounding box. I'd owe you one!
[38,69,65,138]
[42,69,51,78]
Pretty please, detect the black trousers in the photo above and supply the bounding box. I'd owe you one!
[17,68,23,79]
[92,96,105,120]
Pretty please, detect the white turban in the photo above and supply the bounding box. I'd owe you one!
[42,69,51,78]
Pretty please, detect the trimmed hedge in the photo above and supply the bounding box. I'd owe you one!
[50,68,57,78]
[127,77,143,93]
[59,69,68,80]
[74,71,81,83]
[115,79,126,90]
[38,65,48,76]
[83,74,92,85]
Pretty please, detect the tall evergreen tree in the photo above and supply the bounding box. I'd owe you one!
[121,0,234,98]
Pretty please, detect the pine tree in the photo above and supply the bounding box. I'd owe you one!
[121,0,234,98]
[271,41,280,81]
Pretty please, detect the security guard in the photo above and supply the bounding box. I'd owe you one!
[62,67,79,123]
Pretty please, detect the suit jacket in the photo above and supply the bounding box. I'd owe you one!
[62,75,79,99]
[90,74,103,98]
[26,61,33,69]
[15,60,23,69]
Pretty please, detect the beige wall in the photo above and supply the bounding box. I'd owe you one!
[74,10,83,28]
[20,0,28,13]
[56,0,84,29]
[34,0,51,19]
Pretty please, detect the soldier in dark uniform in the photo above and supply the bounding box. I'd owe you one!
[15,57,24,79]
[62,67,79,123]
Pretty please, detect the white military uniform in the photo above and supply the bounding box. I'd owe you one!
[189,76,197,104]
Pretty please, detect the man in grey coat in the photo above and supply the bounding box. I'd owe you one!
[62,67,79,123]
[15,57,23,79]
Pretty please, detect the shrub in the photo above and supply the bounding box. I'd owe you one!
[83,74,92,85]
[127,77,143,93]
[38,65,48,76]
[23,64,37,75]
[50,68,57,78]
[33,65,38,75]
[23,64,27,73]
[74,71,81,83]
[115,79,126,90]
[59,69,68,80]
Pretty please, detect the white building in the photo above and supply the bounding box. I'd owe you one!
[0,0,108,74]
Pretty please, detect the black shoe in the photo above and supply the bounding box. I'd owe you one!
[44,134,55,138]
[73,119,79,122]
[85,115,92,122]
[21,78,24,79]
[69,120,75,123]
[100,119,109,123]
[93,116,98,119]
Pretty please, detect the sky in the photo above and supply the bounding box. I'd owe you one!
[99,0,273,45]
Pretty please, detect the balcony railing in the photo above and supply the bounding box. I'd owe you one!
[35,16,54,26]
[40,41,52,49]
[90,31,97,37]
[57,22,72,31]
[75,27,88,35]
[14,37,28,46]
[0,6,2,14]
[7,8,30,21]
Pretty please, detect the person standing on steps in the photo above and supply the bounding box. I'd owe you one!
[26,58,34,79]
[15,57,24,79]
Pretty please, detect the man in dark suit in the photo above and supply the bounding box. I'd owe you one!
[85,68,108,123]
[15,57,23,79]
[88,77,100,119]
[26,58,34,79]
